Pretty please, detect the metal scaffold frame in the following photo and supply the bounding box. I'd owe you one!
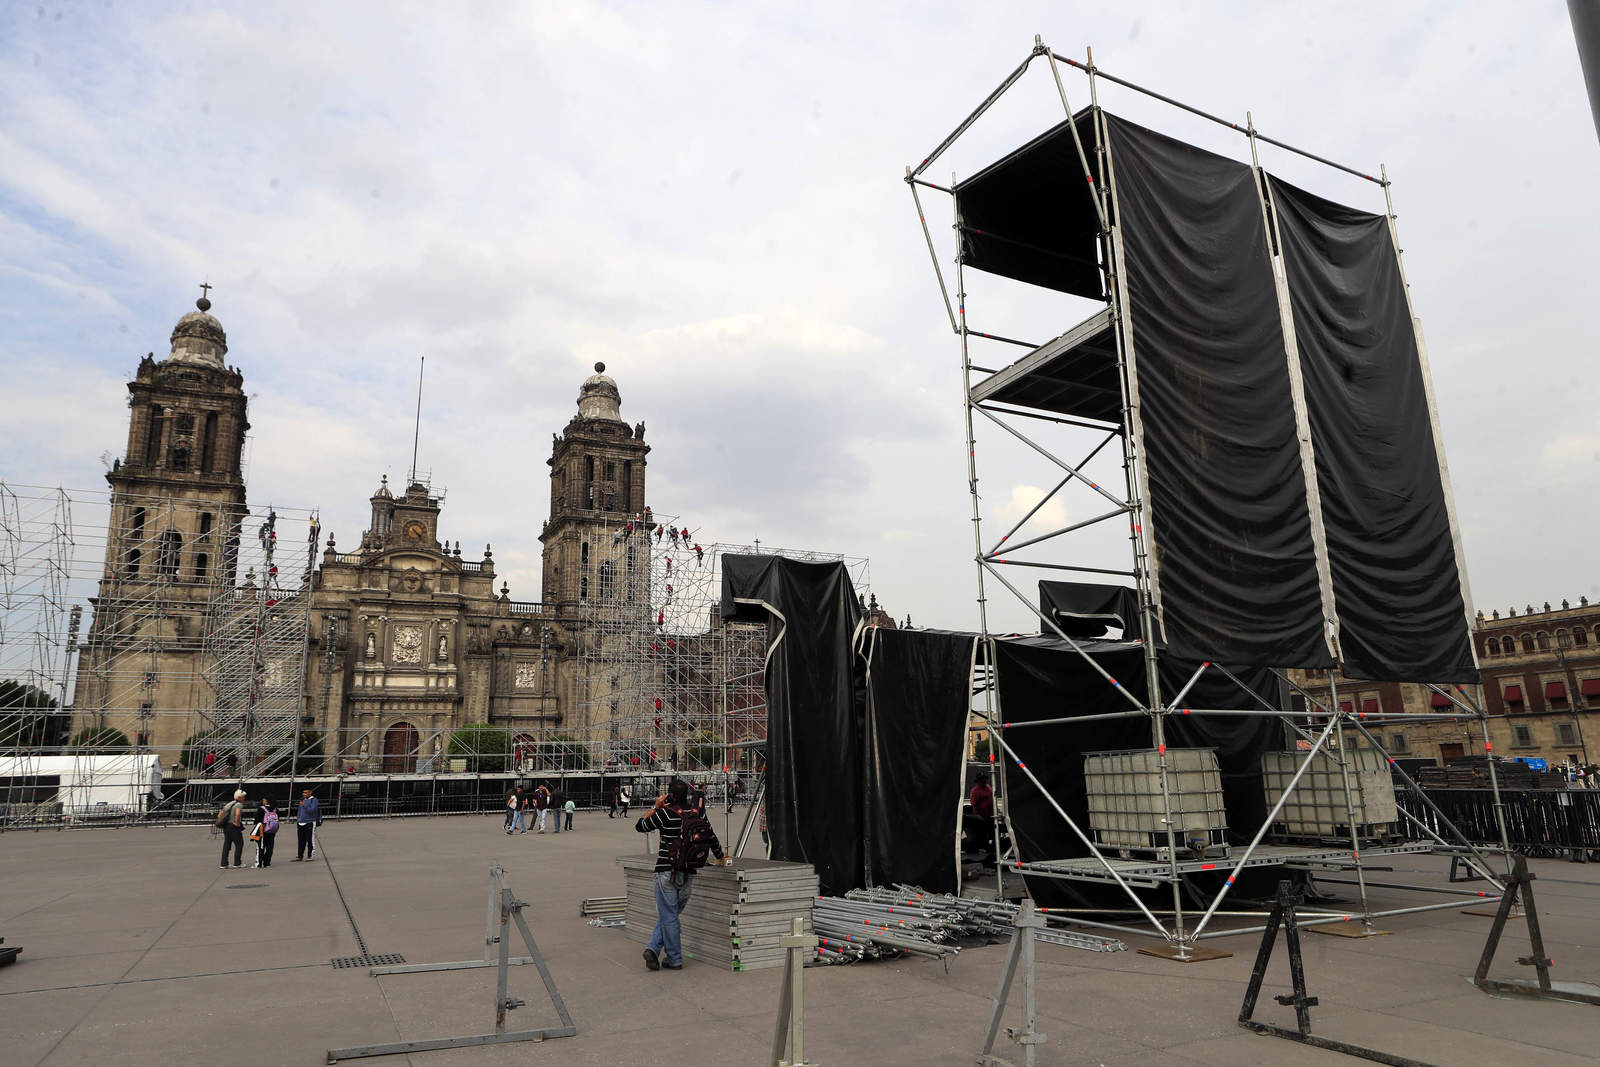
[571,517,868,780]
[908,39,1512,957]
[0,483,316,827]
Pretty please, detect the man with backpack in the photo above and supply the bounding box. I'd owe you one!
[217,789,247,868]
[634,778,728,971]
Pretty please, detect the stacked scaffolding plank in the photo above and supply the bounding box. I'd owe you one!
[619,855,818,971]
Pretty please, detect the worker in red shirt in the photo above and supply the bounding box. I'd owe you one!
[967,772,997,868]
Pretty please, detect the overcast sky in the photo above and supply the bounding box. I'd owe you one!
[2,2,1595,635]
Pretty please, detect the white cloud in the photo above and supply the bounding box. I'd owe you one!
[0,1,1595,632]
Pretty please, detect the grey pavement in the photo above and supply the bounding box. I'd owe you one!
[3,809,1598,1066]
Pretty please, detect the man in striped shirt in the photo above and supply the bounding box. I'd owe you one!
[635,778,728,970]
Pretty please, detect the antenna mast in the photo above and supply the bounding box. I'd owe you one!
[409,356,425,485]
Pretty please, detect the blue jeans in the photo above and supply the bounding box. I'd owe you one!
[647,870,693,966]
[507,808,524,832]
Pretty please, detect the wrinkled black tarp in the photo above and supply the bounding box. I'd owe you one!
[993,635,1286,907]
[862,628,978,892]
[1268,177,1476,683]
[952,109,1104,299]
[720,555,864,895]
[1038,580,1142,639]
[1106,114,1332,670]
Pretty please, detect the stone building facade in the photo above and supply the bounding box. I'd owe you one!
[74,299,683,774]
[1289,598,1600,770]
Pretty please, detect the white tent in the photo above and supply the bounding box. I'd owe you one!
[0,754,164,817]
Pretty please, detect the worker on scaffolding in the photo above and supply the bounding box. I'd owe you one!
[693,544,704,567]
[654,524,664,543]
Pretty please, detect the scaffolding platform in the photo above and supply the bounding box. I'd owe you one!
[1011,842,1434,889]
[967,307,1121,422]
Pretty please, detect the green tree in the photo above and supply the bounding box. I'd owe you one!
[0,679,67,749]
[448,723,510,772]
[684,730,720,770]
[69,726,131,751]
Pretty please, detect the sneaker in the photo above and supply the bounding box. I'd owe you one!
[233,863,242,867]
[643,949,660,972]
[661,960,683,970]
[291,857,303,862]
[220,863,228,869]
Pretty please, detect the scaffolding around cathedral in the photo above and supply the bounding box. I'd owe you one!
[0,482,317,825]
[563,513,869,779]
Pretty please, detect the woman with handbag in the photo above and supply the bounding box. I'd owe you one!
[217,789,246,868]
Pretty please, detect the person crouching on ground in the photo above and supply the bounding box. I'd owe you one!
[294,788,321,860]
[635,778,728,971]
[218,789,246,868]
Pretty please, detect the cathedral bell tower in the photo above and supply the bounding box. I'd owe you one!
[539,363,649,616]
[74,289,251,753]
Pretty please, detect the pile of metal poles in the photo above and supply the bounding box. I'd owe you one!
[812,885,1128,961]
[812,894,963,963]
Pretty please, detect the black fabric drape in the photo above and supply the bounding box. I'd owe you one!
[1105,114,1332,670]
[720,555,864,895]
[1268,176,1476,683]
[992,635,1283,907]
[862,628,977,892]
[1038,580,1142,639]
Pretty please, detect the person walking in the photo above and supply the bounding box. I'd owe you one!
[293,788,321,861]
[217,789,246,868]
[254,798,281,867]
[635,778,728,971]
[563,795,575,831]
[550,785,564,834]
[535,784,551,833]
[619,785,630,817]
[504,789,521,834]
[607,786,618,819]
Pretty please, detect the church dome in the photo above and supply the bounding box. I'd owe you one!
[577,361,622,421]
[371,474,393,500]
[166,295,228,368]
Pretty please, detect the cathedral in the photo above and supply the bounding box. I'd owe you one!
[72,293,671,775]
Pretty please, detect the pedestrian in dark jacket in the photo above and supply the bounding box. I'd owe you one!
[294,789,322,861]
[253,798,280,867]
[218,789,246,868]
[636,778,728,971]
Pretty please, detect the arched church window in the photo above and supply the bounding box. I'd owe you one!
[1537,631,1551,650]
[199,512,213,538]
[157,530,181,577]
[1486,638,1499,656]
[193,552,208,581]
[1522,634,1535,653]
[126,507,147,575]
[623,460,633,512]
[145,405,163,464]
[599,560,614,600]
[1576,626,1589,647]
[201,412,218,472]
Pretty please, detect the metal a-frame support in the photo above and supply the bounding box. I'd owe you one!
[1473,854,1600,1006]
[977,899,1047,1067]
[1239,881,1436,1067]
[768,917,820,1067]
[327,866,576,1062]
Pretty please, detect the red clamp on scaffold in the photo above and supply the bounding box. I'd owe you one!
[1157,743,1166,754]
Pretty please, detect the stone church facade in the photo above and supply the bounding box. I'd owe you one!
[76,295,663,775]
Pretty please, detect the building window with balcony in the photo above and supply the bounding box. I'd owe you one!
[1486,638,1500,656]
[1537,631,1551,650]
[1558,629,1573,649]
[1522,634,1536,653]
[1575,626,1589,647]
[1504,684,1524,709]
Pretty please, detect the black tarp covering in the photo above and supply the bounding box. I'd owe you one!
[1105,114,1333,670]
[720,555,864,895]
[1038,580,1142,639]
[993,635,1284,907]
[862,628,977,893]
[953,109,1104,299]
[1268,177,1476,683]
